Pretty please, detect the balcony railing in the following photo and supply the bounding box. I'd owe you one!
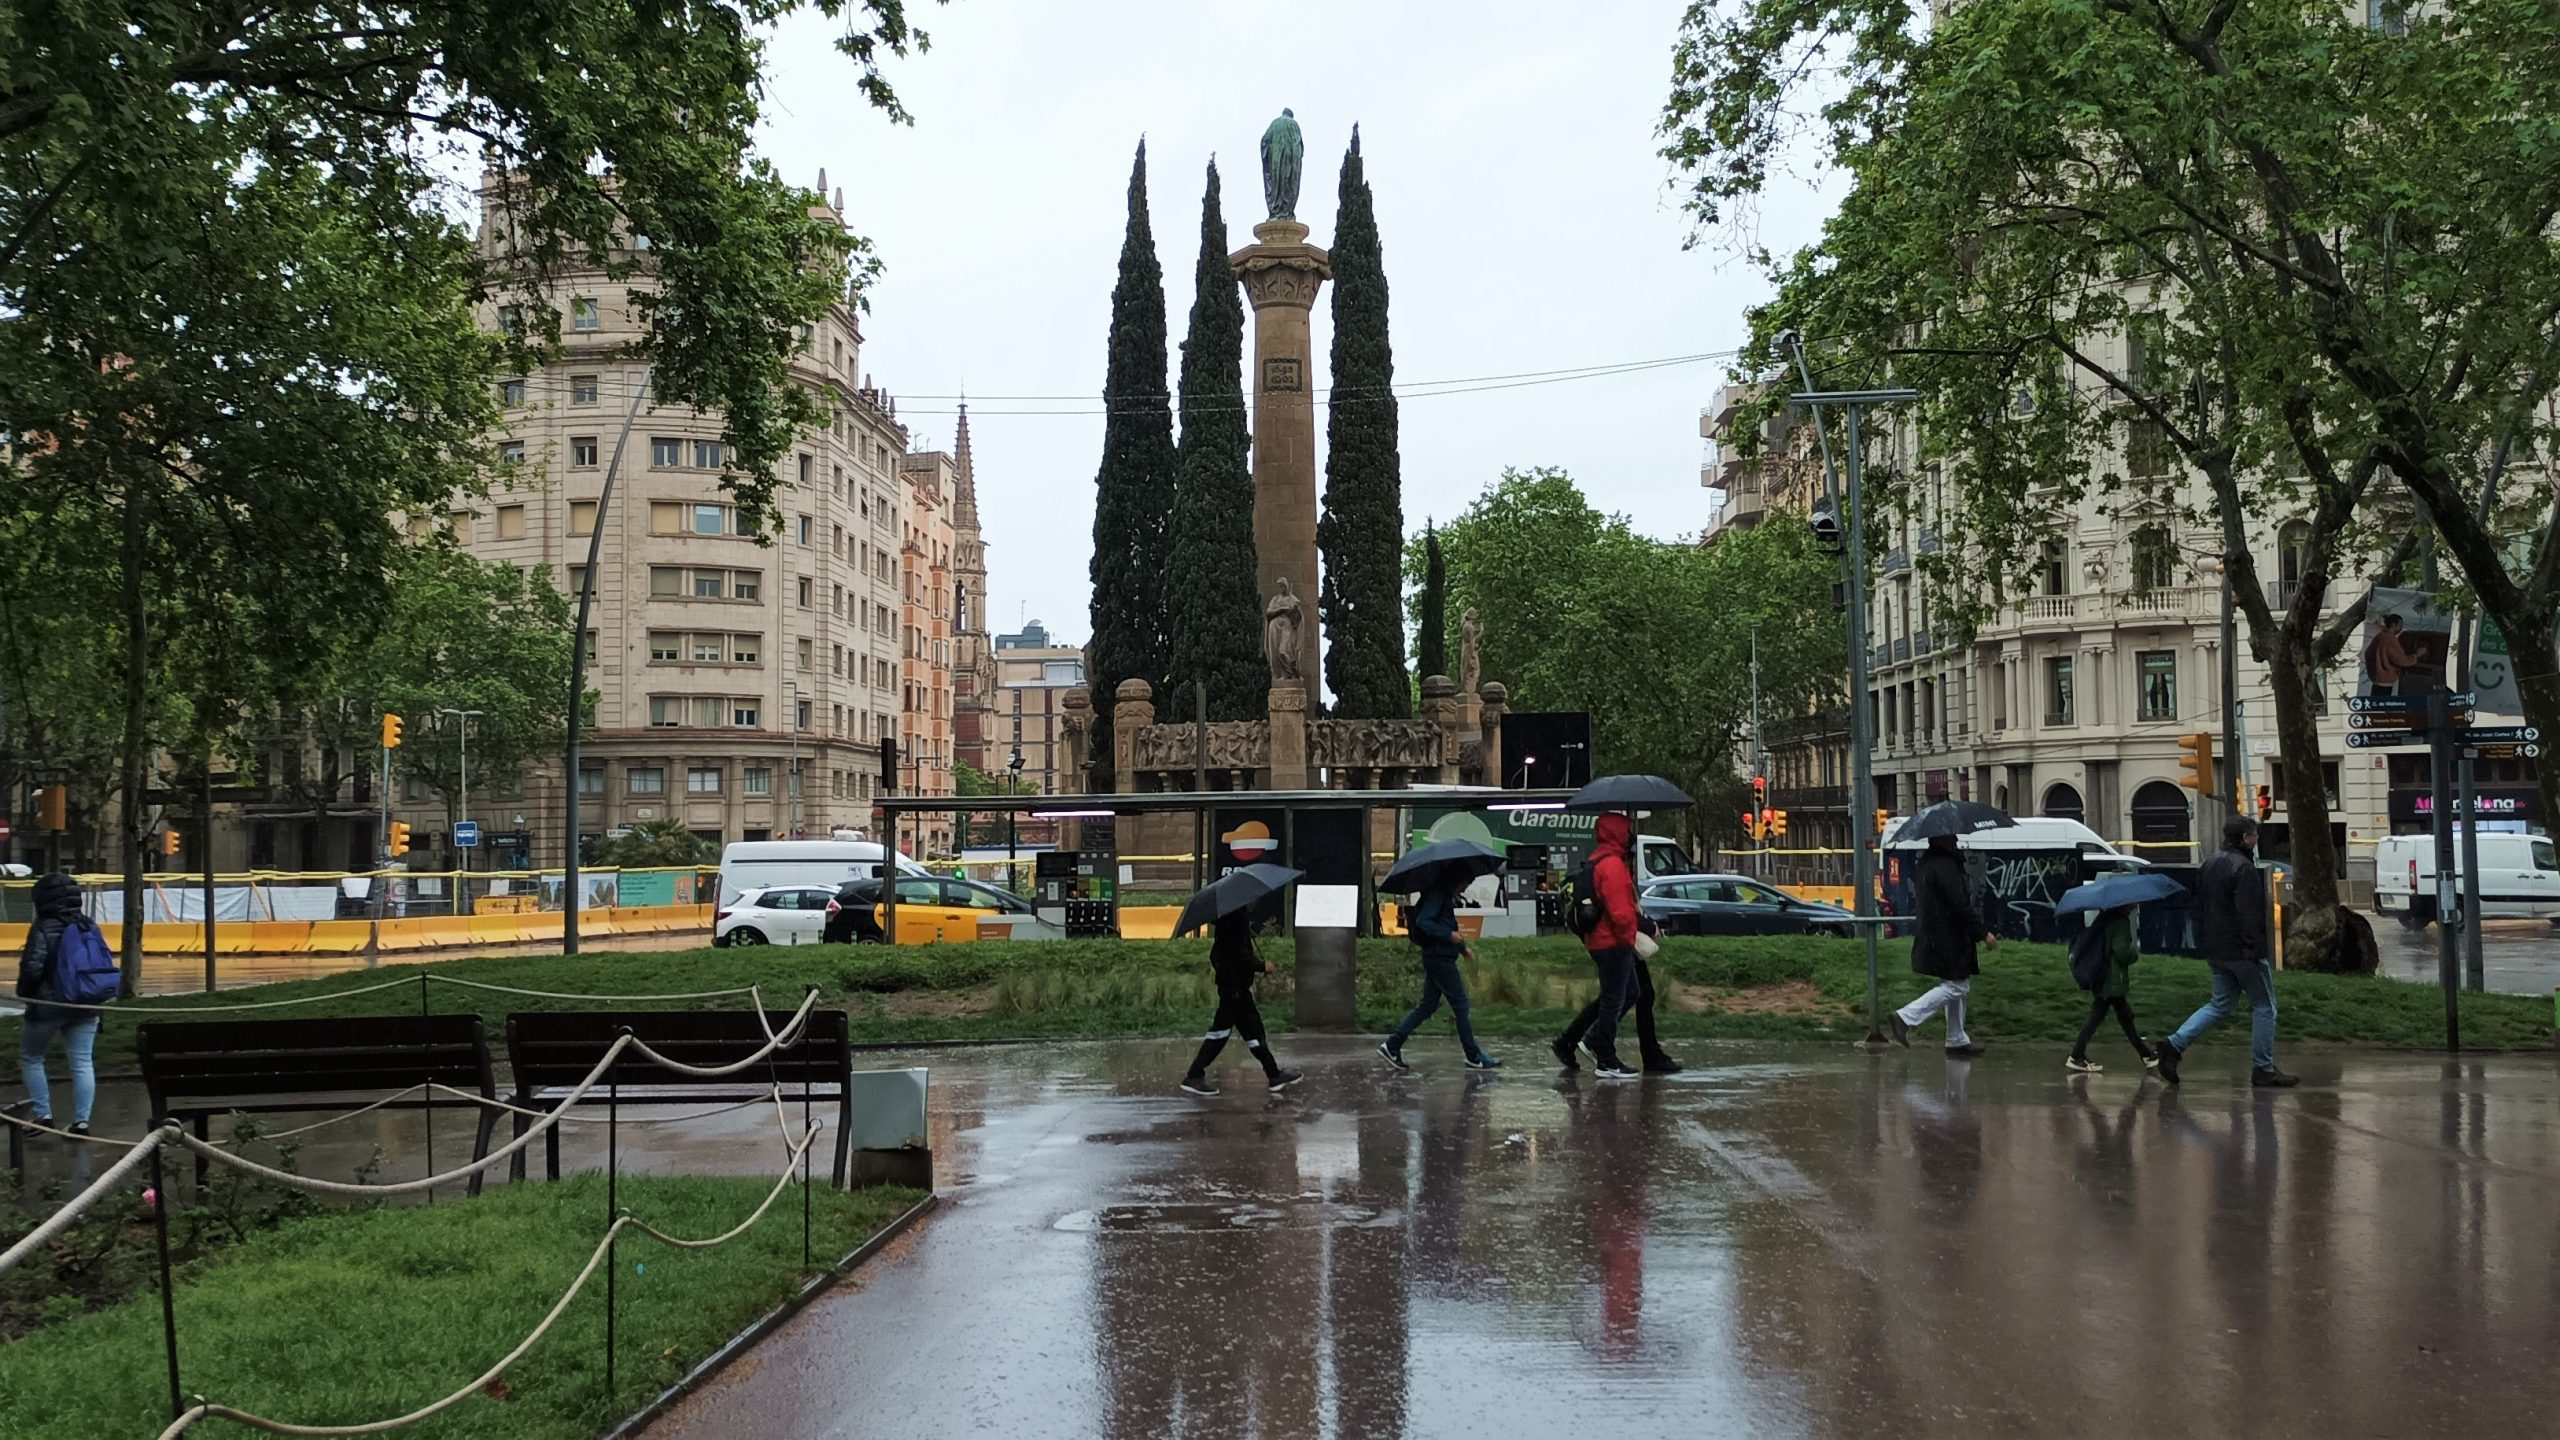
[1914,627,1934,654]
[2044,710,2076,727]
[1872,644,1892,670]
[1883,547,1910,574]
[1918,529,1942,554]
[1892,636,1912,663]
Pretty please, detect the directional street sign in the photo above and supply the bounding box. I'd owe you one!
[2347,691,2474,714]
[2347,730,2423,749]
[2457,725,2539,745]
[454,820,480,849]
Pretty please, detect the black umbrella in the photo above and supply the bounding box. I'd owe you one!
[1380,836,1506,895]
[1563,774,1695,813]
[1896,800,2017,842]
[1174,863,1305,936]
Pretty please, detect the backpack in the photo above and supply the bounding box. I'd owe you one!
[1563,861,1604,938]
[50,917,120,1006]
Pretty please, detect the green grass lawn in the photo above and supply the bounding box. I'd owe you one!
[7,934,2545,1074]
[0,1176,921,1440]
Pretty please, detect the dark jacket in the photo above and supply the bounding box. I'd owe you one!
[15,872,86,1020]
[1409,885,1463,962]
[1583,813,1641,953]
[2195,842,2270,970]
[2068,909,2138,997]
[1209,912,1262,986]
[1910,847,1983,981]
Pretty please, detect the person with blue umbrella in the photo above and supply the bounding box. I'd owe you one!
[2059,872,2183,1073]
[1376,837,1506,1072]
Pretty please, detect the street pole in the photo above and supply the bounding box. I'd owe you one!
[1784,335,1913,1046]
[2221,567,2241,826]
[1750,624,1764,878]
[786,679,801,839]
[564,367,652,954]
[438,708,481,916]
[200,758,215,994]
[2458,744,2484,991]
[2427,686,2459,1050]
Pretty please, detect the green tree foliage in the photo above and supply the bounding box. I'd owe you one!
[1087,141,1179,778]
[1417,523,1448,681]
[363,549,581,849]
[1319,128,1412,718]
[1662,0,2560,966]
[954,760,1039,847]
[1162,160,1266,724]
[1414,469,1842,841]
[0,1,922,983]
[589,817,717,871]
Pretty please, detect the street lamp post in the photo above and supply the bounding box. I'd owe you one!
[1784,331,1916,1046]
[786,679,801,839]
[437,707,483,915]
[1006,749,1024,893]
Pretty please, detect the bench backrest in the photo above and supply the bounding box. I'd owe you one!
[136,1014,497,1111]
[503,1009,852,1094]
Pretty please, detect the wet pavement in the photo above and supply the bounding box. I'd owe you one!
[2369,914,2560,998]
[628,1036,2560,1439]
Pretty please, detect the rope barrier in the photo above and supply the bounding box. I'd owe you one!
[0,1109,138,1147]
[0,1130,170,1272]
[423,1085,777,1128]
[421,975,764,1003]
[14,977,425,1016]
[152,1121,825,1440]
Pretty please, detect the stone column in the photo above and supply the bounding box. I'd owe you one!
[1113,679,1154,795]
[1420,675,1461,784]
[1479,682,1509,788]
[1267,683,1309,790]
[1232,221,1330,691]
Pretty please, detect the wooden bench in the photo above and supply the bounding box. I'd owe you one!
[135,1014,502,1195]
[501,1009,855,1187]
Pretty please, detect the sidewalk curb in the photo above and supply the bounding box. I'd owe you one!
[601,1190,939,1440]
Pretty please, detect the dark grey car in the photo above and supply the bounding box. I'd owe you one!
[1640,874,1854,937]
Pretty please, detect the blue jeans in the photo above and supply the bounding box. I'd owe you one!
[1388,954,1483,1058]
[2170,960,2278,1072]
[18,1009,100,1126]
[1584,948,1637,1065]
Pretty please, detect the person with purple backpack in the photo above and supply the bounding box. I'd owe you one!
[15,871,113,1136]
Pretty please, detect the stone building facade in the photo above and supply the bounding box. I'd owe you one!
[374,173,914,866]
[896,448,960,857]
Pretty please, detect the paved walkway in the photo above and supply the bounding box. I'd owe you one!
[636,1035,2560,1439]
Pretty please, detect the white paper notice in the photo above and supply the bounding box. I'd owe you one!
[1295,884,1359,930]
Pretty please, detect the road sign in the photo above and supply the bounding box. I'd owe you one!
[2347,730,2423,749]
[2347,691,2474,714]
[2457,725,2539,745]
[0,819,11,842]
[454,820,480,849]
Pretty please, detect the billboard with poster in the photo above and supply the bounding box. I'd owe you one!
[2359,587,2453,697]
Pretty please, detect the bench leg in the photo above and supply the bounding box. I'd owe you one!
[509,1104,530,1184]
[467,1108,498,1199]
[192,1114,211,1195]
[833,1096,852,1190]
[546,1114,560,1183]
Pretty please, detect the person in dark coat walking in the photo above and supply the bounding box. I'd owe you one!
[1553,813,1644,1080]
[1888,834,1998,1056]
[2156,817,2296,1087]
[1379,878,1500,1070]
[1180,911,1302,1097]
[15,872,101,1134]
[2065,904,2156,1074]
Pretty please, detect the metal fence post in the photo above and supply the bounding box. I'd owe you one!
[151,1143,184,1423]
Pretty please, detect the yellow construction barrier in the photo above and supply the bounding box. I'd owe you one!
[1785,884,1856,909]
[468,915,525,945]
[517,913,564,945]
[0,923,24,953]
[1118,905,1182,941]
[251,921,313,953]
[307,920,371,953]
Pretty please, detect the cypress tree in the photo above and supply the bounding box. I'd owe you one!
[1087,140,1177,782]
[1163,159,1265,724]
[1319,126,1412,717]
[1417,522,1447,680]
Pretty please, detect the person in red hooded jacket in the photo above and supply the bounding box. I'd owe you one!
[1563,813,1643,1080]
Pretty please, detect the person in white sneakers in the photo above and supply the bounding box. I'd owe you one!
[1889,834,1997,1057]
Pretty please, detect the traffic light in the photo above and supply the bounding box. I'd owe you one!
[1770,809,1789,838]
[2256,784,2273,821]
[161,828,180,856]
[1874,807,1891,838]
[35,785,67,831]
[387,821,412,858]
[879,735,898,791]
[381,712,405,749]
[2176,733,2216,796]
[1740,810,1758,840]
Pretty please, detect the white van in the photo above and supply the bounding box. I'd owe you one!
[1881,815,2148,869]
[2373,831,2560,927]
[716,839,931,907]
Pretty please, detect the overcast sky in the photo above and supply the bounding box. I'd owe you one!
[755,0,1833,648]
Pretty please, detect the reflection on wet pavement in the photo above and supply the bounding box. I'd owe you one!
[645,1037,2560,1438]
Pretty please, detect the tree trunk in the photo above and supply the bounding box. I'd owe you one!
[118,483,148,998]
[2263,640,2358,971]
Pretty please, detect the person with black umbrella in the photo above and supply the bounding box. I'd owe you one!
[1377,838,1505,1071]
[1889,832,1999,1057]
[1177,863,1305,1097]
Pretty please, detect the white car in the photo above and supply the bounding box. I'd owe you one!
[713,885,840,946]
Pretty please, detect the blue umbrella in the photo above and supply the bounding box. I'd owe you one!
[2055,870,2184,919]
[1380,836,1505,895]
[1174,863,1305,936]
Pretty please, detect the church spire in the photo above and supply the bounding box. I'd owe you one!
[950,399,981,530]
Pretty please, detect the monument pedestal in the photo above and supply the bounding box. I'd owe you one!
[1266,682,1309,789]
[1232,220,1331,691]
[1292,926,1358,1032]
